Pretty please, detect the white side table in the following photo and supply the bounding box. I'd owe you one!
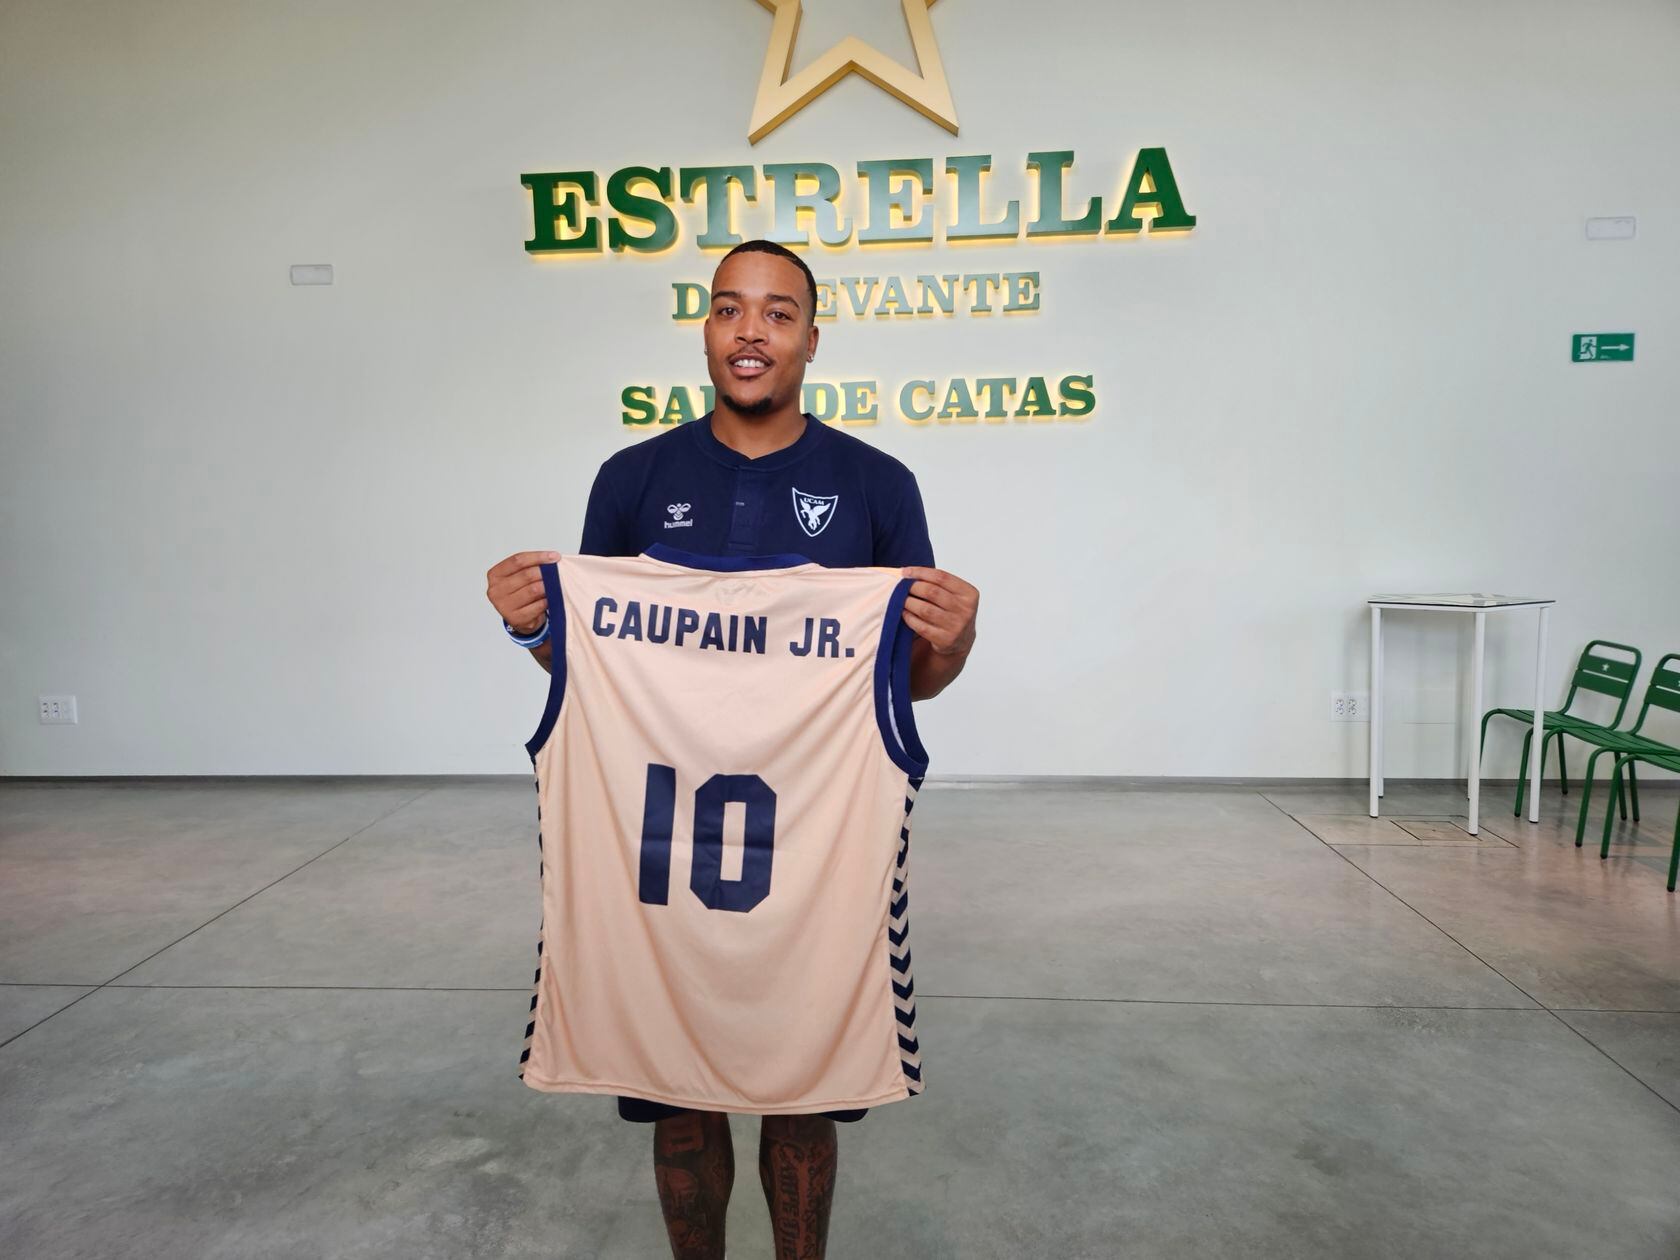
[1369,595,1555,835]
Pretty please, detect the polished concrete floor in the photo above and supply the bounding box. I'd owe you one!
[2,778,1678,1259]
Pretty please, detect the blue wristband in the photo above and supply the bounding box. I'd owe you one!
[505,613,551,648]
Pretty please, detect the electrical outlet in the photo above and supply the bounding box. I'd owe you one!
[1330,691,1370,722]
[38,695,78,725]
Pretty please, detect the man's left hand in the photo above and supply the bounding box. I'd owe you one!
[900,567,979,657]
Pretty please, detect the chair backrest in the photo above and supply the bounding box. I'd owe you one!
[1562,640,1642,727]
[1630,652,1680,736]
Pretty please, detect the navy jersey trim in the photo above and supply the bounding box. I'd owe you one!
[643,543,814,572]
[525,561,568,759]
[889,773,925,1095]
[874,577,930,777]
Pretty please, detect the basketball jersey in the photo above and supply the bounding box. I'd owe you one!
[516,542,929,1115]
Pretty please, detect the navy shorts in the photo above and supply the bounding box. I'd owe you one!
[617,1095,868,1123]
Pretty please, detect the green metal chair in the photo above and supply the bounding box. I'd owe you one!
[1567,653,1680,847]
[1599,746,1680,892]
[1479,640,1642,817]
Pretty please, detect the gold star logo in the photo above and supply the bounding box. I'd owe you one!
[748,0,959,144]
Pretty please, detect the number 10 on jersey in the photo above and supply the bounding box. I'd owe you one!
[637,762,777,913]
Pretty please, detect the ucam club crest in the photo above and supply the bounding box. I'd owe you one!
[792,488,838,537]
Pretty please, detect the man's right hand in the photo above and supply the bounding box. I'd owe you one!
[486,551,561,636]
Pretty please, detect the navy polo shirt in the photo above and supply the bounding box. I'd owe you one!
[579,413,935,569]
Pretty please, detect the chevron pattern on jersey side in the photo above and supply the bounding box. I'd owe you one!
[891,775,924,1092]
[518,775,546,1077]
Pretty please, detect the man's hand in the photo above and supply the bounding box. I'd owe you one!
[901,566,978,701]
[487,551,560,636]
[901,566,979,655]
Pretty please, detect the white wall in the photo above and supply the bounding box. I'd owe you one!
[2,0,1677,777]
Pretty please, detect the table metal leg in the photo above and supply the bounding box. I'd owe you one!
[1529,605,1550,824]
[1466,623,1475,798]
[1468,611,1485,835]
[1376,612,1385,800]
[1370,607,1382,817]
[1465,615,1474,798]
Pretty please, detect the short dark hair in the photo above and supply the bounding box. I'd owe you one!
[719,239,818,323]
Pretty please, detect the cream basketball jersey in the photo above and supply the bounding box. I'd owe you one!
[517,542,929,1115]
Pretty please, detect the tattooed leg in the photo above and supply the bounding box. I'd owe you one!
[654,1110,734,1260]
[758,1114,838,1260]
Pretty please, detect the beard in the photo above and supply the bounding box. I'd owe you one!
[717,388,779,418]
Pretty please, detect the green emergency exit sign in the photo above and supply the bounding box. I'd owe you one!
[1573,333,1635,362]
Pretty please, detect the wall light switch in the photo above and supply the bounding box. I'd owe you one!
[1330,691,1370,723]
[289,264,334,285]
[1585,217,1636,241]
[39,695,78,724]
